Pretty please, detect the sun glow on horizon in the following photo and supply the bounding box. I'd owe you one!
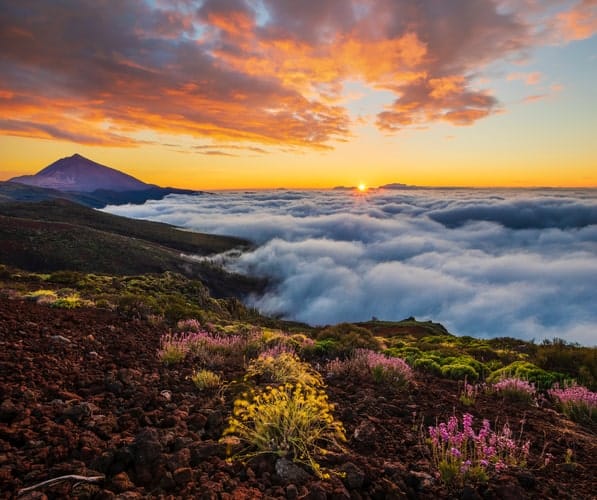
[0,2,595,188]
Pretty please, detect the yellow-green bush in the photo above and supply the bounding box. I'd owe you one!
[413,357,442,375]
[50,293,88,309]
[245,351,323,387]
[24,289,58,304]
[222,383,346,477]
[191,369,223,391]
[440,363,479,381]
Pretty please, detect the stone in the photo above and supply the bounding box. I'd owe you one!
[0,400,18,423]
[190,441,226,465]
[460,485,482,500]
[275,458,311,485]
[173,467,193,486]
[286,484,299,500]
[516,471,536,489]
[339,461,365,489]
[132,428,162,465]
[352,420,376,445]
[109,472,134,493]
[305,482,328,500]
[407,470,435,491]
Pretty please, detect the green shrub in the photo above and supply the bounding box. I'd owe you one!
[487,361,562,390]
[51,293,87,309]
[48,270,84,285]
[316,323,381,354]
[384,346,422,364]
[24,289,58,304]
[413,357,442,375]
[116,293,158,319]
[309,339,338,355]
[441,363,479,381]
[191,369,223,391]
[442,356,488,379]
[418,335,447,345]
[534,339,596,390]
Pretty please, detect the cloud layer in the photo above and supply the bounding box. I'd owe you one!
[1,1,595,150]
[104,188,597,345]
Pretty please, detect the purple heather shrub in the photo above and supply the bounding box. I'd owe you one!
[428,413,530,485]
[492,378,536,401]
[258,344,296,359]
[548,383,596,423]
[186,331,255,366]
[356,349,413,387]
[157,332,195,364]
[459,379,483,406]
[158,328,261,367]
[326,349,412,388]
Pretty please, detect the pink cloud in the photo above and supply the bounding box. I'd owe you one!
[507,72,542,85]
[0,0,586,149]
[555,0,597,40]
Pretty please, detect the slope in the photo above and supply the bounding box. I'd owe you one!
[0,198,248,255]
[0,200,262,298]
[9,153,150,192]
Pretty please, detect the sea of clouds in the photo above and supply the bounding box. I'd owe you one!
[104,188,597,345]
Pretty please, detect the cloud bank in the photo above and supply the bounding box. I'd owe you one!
[105,188,597,345]
[1,1,595,150]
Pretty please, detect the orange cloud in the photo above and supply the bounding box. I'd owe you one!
[0,0,578,150]
[522,94,547,103]
[556,0,597,40]
[507,72,542,85]
[429,76,466,99]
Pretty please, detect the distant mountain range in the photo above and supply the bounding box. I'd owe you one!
[380,182,419,190]
[332,183,420,191]
[3,154,196,207]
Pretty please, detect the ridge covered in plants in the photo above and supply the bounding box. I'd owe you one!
[0,264,595,498]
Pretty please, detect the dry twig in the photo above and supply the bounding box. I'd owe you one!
[18,474,104,496]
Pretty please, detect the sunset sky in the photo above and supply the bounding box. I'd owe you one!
[1,0,596,189]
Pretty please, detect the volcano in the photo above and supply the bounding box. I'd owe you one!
[9,153,152,192]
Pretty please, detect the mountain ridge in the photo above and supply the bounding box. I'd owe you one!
[9,153,152,192]
[3,154,198,208]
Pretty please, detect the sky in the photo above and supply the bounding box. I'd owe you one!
[0,0,596,189]
[105,188,597,345]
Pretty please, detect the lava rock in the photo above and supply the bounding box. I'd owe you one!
[132,428,162,465]
[109,472,134,493]
[173,466,193,486]
[0,400,19,423]
[275,458,311,485]
[340,461,365,489]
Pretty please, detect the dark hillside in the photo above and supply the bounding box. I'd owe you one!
[0,199,247,255]
[0,200,262,298]
[0,181,197,208]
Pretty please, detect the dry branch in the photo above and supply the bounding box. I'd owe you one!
[18,474,104,496]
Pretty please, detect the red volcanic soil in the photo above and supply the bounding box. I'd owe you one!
[0,297,595,499]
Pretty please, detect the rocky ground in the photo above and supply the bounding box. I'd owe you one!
[0,297,595,499]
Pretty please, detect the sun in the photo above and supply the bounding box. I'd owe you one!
[358,183,367,192]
